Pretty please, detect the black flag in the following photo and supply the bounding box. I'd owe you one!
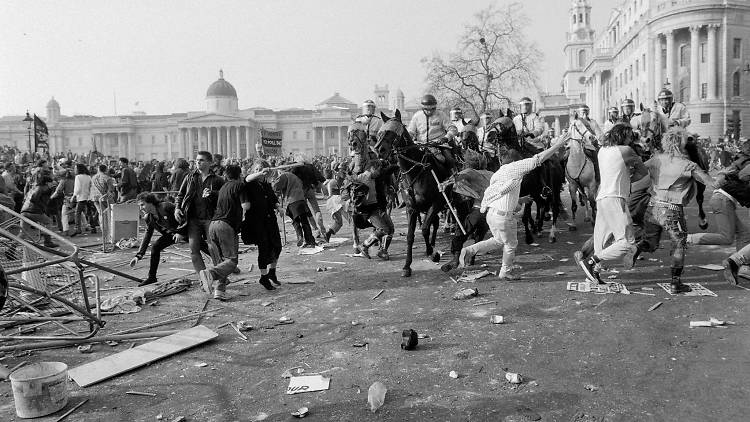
[33,114,49,151]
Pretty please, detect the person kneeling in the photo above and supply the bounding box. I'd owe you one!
[131,193,186,286]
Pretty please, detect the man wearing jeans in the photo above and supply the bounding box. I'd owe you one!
[199,165,251,300]
[459,131,567,280]
[175,151,224,279]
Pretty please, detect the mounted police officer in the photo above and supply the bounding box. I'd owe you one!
[513,97,545,151]
[657,89,691,128]
[620,98,637,124]
[603,106,620,134]
[348,100,383,174]
[353,99,383,142]
[568,104,602,177]
[407,94,454,165]
[450,106,465,134]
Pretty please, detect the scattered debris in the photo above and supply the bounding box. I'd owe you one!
[260,301,273,307]
[401,329,418,350]
[490,315,504,324]
[298,246,324,255]
[473,300,497,307]
[457,270,492,282]
[126,391,157,397]
[287,375,330,394]
[371,289,385,300]
[106,341,119,347]
[657,283,717,297]
[452,288,479,300]
[68,326,218,387]
[230,323,249,341]
[343,253,366,258]
[282,367,305,378]
[555,271,566,276]
[530,243,540,247]
[690,318,734,328]
[237,321,253,331]
[291,407,309,418]
[367,381,387,413]
[559,258,569,262]
[607,275,618,279]
[278,316,295,325]
[317,260,346,265]
[54,399,88,422]
[567,281,630,295]
[584,384,599,392]
[698,264,724,271]
[193,362,208,367]
[449,370,459,379]
[77,345,93,354]
[352,342,368,348]
[505,371,523,384]
[642,287,654,291]
[417,333,430,339]
[648,302,663,312]
[631,291,656,296]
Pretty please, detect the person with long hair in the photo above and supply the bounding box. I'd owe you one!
[71,163,98,236]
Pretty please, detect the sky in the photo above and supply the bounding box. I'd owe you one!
[0,0,620,117]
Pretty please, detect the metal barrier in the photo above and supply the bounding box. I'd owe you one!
[0,204,104,341]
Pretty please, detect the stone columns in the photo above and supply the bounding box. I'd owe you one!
[690,25,702,102]
[337,127,343,156]
[200,127,206,151]
[245,126,252,157]
[312,127,318,155]
[665,30,675,90]
[235,127,241,158]
[653,35,663,99]
[593,71,602,122]
[127,133,135,160]
[707,24,719,99]
[554,116,561,135]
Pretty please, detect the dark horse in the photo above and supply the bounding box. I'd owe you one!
[485,114,566,244]
[375,110,451,277]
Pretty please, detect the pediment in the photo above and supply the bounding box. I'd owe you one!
[180,113,246,123]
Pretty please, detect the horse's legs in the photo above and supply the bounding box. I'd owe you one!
[568,182,578,230]
[402,209,418,277]
[351,217,362,253]
[421,204,440,257]
[522,203,534,245]
[534,199,545,237]
[697,182,708,230]
[549,189,561,243]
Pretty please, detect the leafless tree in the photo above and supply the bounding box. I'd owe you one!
[421,3,542,118]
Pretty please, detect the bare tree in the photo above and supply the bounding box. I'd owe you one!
[421,2,542,118]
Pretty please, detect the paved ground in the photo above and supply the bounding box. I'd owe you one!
[1,190,749,422]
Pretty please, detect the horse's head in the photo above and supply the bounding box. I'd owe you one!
[347,122,370,156]
[460,118,479,151]
[375,109,411,159]
[486,112,521,157]
[637,103,667,151]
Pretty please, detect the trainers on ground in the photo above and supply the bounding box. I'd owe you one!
[259,275,276,291]
[213,289,229,301]
[575,252,600,283]
[198,269,214,294]
[361,246,371,259]
[498,271,520,281]
[722,258,739,285]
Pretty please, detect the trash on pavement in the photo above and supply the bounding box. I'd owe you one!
[99,296,142,314]
[352,342,368,347]
[401,329,418,350]
[490,315,504,324]
[77,345,93,353]
[505,371,523,384]
[277,316,295,325]
[567,281,630,295]
[298,246,324,255]
[286,375,330,395]
[281,367,305,378]
[698,264,724,271]
[449,370,459,378]
[657,283,717,297]
[453,288,479,300]
[457,270,492,283]
[193,362,208,367]
[367,381,387,413]
[647,302,663,312]
[291,407,309,418]
[690,318,734,328]
[237,321,253,331]
[584,384,599,392]
[371,289,385,300]
[126,391,157,397]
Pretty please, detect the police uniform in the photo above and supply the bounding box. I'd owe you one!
[407,110,451,143]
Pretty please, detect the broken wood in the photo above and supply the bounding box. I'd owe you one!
[126,391,157,397]
[229,323,248,341]
[472,300,497,307]
[0,330,179,352]
[192,299,211,327]
[68,325,218,387]
[648,302,663,312]
[371,289,385,300]
[113,308,221,335]
[54,399,89,422]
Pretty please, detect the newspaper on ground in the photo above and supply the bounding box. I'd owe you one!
[457,270,492,283]
[657,283,717,297]
[287,375,330,394]
[567,281,630,295]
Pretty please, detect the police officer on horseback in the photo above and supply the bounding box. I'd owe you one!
[620,98,637,124]
[603,106,620,134]
[657,89,691,128]
[407,94,454,165]
[513,97,546,152]
[354,99,383,142]
[568,104,602,177]
[450,106,465,134]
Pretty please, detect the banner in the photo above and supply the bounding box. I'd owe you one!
[260,129,282,156]
[33,114,49,151]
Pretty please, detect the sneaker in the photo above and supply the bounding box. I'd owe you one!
[296,238,304,247]
[258,275,276,291]
[622,246,638,270]
[198,269,214,294]
[138,277,158,287]
[377,249,390,261]
[213,289,229,301]
[498,271,520,281]
[722,258,739,285]
[324,230,333,243]
[575,252,601,283]
[458,247,475,268]
[268,270,281,286]
[669,282,692,294]
[361,246,371,259]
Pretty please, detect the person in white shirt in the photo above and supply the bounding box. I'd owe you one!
[458,134,568,280]
[71,163,98,236]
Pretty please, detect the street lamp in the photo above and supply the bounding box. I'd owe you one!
[23,111,33,153]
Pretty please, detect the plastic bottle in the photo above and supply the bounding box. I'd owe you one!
[367,381,387,413]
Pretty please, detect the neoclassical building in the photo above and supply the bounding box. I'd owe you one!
[541,0,750,140]
[0,71,410,160]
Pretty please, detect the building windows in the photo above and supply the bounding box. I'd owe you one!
[700,113,711,123]
[573,14,576,24]
[701,83,708,99]
[679,44,689,67]
[578,50,587,68]
[624,69,628,83]
[306,131,310,140]
[293,131,297,140]
[733,71,741,96]
[700,42,706,63]
[635,60,639,75]
[642,54,646,71]
[733,38,742,59]
[630,65,633,80]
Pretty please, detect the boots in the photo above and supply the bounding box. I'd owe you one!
[258,274,276,291]
[669,267,691,294]
[268,268,281,286]
[324,229,334,243]
[377,235,392,261]
[361,235,378,259]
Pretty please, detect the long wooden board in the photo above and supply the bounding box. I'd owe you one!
[68,325,218,387]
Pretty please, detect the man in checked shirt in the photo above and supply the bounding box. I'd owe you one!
[458,134,568,280]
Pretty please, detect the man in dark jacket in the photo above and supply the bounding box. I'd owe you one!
[118,158,138,201]
[174,151,224,275]
[291,163,327,239]
[243,161,283,289]
[130,193,186,286]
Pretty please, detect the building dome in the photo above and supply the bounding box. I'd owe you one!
[47,96,60,109]
[206,70,237,98]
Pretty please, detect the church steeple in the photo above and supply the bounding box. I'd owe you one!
[569,0,593,40]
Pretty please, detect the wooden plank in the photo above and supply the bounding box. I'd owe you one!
[68,325,218,387]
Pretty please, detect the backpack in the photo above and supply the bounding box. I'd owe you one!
[349,182,370,214]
